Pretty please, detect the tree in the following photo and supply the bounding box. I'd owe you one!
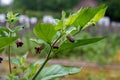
[13,0,79,12]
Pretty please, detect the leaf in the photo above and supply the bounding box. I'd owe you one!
[10,57,21,66]
[66,5,107,28]
[30,38,47,45]
[82,6,107,30]
[0,27,9,32]
[0,27,9,37]
[92,6,107,22]
[36,65,81,80]
[57,37,105,52]
[55,11,66,30]
[13,25,25,32]
[0,48,4,54]
[21,53,28,65]
[0,36,18,49]
[34,23,57,43]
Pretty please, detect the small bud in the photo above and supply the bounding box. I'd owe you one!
[16,39,23,48]
[67,34,75,43]
[53,42,59,49]
[0,57,3,63]
[35,44,44,54]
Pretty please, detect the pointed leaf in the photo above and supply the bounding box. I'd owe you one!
[55,11,66,30]
[65,5,106,29]
[92,6,107,22]
[82,6,107,30]
[58,37,105,52]
[34,23,57,43]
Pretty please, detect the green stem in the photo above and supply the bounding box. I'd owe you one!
[32,35,62,80]
[73,27,82,36]
[8,33,12,74]
[8,45,12,73]
[32,45,52,80]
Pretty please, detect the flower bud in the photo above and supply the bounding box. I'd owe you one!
[67,34,75,43]
[53,42,59,49]
[16,39,23,48]
[35,44,44,54]
[0,57,3,63]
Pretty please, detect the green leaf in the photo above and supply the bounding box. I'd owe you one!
[92,6,107,22]
[21,53,28,65]
[30,38,47,45]
[13,25,25,32]
[34,23,57,43]
[0,27,9,37]
[0,36,18,49]
[10,57,21,66]
[66,5,107,29]
[0,48,4,54]
[82,6,107,30]
[36,65,81,80]
[0,27,9,32]
[57,37,105,52]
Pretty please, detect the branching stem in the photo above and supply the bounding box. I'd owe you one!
[32,35,62,80]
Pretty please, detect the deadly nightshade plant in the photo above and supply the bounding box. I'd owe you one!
[31,5,107,80]
[0,11,24,76]
[0,5,107,80]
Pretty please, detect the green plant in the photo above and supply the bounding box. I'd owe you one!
[0,5,107,80]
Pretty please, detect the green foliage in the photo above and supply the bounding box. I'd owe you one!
[57,37,105,52]
[36,65,81,80]
[34,23,57,43]
[66,5,107,30]
[0,37,18,49]
[6,11,19,25]
[9,53,81,80]
[57,32,120,64]
[0,5,107,80]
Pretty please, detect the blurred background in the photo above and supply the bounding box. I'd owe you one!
[0,0,120,80]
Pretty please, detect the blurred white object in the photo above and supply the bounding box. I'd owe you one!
[30,17,38,24]
[1,0,13,5]
[98,17,110,27]
[111,22,120,27]
[0,14,5,23]
[19,15,30,28]
[43,15,56,24]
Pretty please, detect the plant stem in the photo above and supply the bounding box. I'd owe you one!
[8,44,12,73]
[73,27,82,36]
[32,46,52,80]
[8,32,12,74]
[32,35,62,80]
